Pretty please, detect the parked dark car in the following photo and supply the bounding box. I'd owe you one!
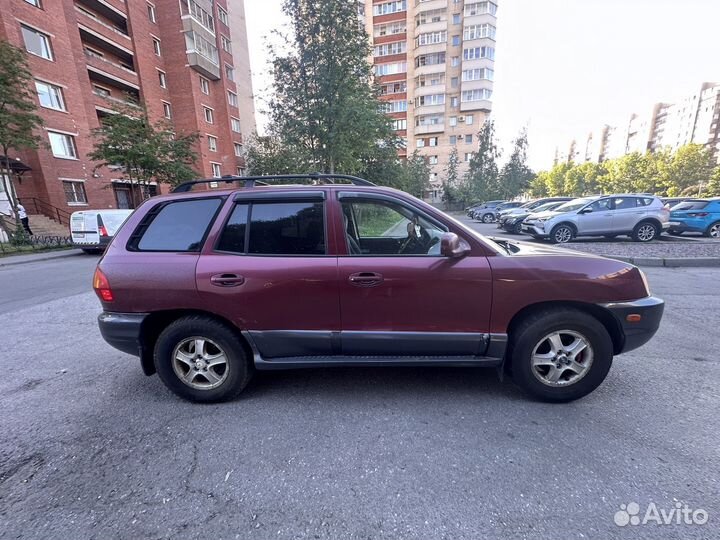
[496,197,573,223]
[661,197,694,210]
[493,201,523,221]
[498,201,566,234]
[667,198,720,237]
[471,200,506,223]
[94,174,664,403]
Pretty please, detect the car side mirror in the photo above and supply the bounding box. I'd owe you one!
[440,232,469,258]
[579,208,593,214]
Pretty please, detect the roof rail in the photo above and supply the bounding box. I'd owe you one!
[171,173,375,193]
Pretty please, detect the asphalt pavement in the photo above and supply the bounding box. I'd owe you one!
[0,256,718,539]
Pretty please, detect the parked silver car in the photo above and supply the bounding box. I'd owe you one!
[522,195,670,244]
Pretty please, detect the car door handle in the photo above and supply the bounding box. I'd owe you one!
[210,273,245,287]
[349,272,384,286]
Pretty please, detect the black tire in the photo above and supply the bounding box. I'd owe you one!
[632,221,659,242]
[154,316,252,403]
[482,213,494,224]
[704,221,720,239]
[509,308,613,402]
[549,223,575,244]
[513,222,523,234]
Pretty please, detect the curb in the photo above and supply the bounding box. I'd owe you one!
[604,255,720,268]
[0,249,84,267]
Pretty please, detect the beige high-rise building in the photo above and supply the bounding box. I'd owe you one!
[363,0,498,201]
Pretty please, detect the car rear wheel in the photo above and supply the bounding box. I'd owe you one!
[549,224,574,244]
[154,316,252,402]
[705,221,720,238]
[632,221,659,242]
[509,309,613,402]
[482,213,494,224]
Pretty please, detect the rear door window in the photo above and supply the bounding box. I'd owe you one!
[134,198,222,251]
[249,202,325,255]
[613,197,636,210]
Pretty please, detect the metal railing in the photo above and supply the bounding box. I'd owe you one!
[18,198,72,227]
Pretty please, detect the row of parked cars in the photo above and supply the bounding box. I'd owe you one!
[466,196,720,243]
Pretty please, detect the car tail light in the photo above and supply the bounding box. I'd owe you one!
[97,214,109,237]
[93,267,114,302]
[688,212,708,217]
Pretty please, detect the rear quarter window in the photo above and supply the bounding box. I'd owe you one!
[132,198,222,252]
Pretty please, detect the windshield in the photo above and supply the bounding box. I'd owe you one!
[554,198,595,213]
[533,201,563,213]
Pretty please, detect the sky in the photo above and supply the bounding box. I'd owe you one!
[244,0,720,170]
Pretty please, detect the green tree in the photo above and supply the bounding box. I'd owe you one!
[0,42,44,242]
[442,147,460,208]
[705,166,720,196]
[251,0,397,177]
[245,134,310,176]
[658,144,716,196]
[398,151,431,198]
[498,128,534,199]
[463,119,500,202]
[89,103,199,206]
[528,170,550,197]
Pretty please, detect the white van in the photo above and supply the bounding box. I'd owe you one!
[70,209,133,253]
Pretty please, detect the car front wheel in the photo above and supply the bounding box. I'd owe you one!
[482,213,494,223]
[632,221,659,242]
[550,224,574,244]
[154,316,252,402]
[509,309,613,402]
[705,221,720,238]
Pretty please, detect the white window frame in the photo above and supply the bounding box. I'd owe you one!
[147,2,156,23]
[224,63,235,81]
[35,80,66,111]
[203,106,214,124]
[210,162,222,178]
[48,130,78,160]
[152,37,161,56]
[199,76,210,95]
[220,35,231,53]
[61,179,88,205]
[20,24,53,61]
[217,6,228,25]
[162,101,172,119]
[157,69,167,88]
[233,142,243,157]
[227,90,238,107]
[230,117,241,133]
[208,135,218,152]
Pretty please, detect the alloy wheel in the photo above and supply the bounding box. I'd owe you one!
[530,330,594,387]
[637,223,656,242]
[172,337,229,390]
[709,223,720,238]
[554,226,572,243]
[482,213,494,223]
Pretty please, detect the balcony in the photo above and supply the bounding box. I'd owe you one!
[76,8,130,44]
[460,100,492,113]
[414,83,446,96]
[414,122,445,135]
[414,0,448,13]
[75,0,128,27]
[85,53,138,91]
[463,12,496,26]
[414,103,445,115]
[414,41,447,55]
[414,20,447,35]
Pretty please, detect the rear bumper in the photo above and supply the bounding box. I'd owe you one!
[601,296,664,354]
[667,220,706,233]
[98,312,147,357]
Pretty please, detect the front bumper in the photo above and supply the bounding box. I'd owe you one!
[98,312,148,357]
[521,222,547,236]
[601,296,664,354]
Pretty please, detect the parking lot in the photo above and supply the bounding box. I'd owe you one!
[1,253,718,539]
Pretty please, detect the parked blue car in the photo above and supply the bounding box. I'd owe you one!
[667,198,720,237]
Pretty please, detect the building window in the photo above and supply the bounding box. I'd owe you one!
[236,167,244,176]
[429,156,438,165]
[452,35,460,46]
[62,181,88,204]
[461,88,493,102]
[228,91,238,107]
[24,0,42,7]
[181,0,215,33]
[199,76,210,94]
[466,134,473,144]
[464,24,497,40]
[391,119,407,130]
[374,41,407,57]
[225,64,235,81]
[464,153,472,162]
[373,1,407,16]
[416,139,424,148]
[451,56,459,67]
[374,21,406,37]
[415,7,444,25]
[380,81,407,95]
[416,31,447,47]
[158,70,167,88]
[452,13,461,24]
[152,38,161,56]
[162,101,172,119]
[234,142,242,156]
[185,31,219,65]
[93,84,110,97]
[208,135,218,152]
[381,100,408,113]
[203,106,214,123]
[415,52,445,68]
[416,94,445,107]
[465,114,474,125]
[211,162,221,177]
[35,80,65,111]
[217,6,228,25]
[231,117,241,132]
[375,62,407,76]
[463,46,495,61]
[462,68,494,81]
[451,77,459,88]
[449,116,458,127]
[464,2,498,17]
[449,135,457,145]
[147,2,156,23]
[21,25,53,60]
[220,35,231,53]
[48,131,77,159]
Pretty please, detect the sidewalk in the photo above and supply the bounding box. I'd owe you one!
[0,248,85,267]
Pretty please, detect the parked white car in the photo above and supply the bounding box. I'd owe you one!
[522,195,670,244]
[70,209,133,253]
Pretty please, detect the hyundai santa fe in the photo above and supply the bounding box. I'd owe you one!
[94,174,664,403]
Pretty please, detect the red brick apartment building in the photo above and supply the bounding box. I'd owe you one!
[0,0,255,222]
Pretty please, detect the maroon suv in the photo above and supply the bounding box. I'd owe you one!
[94,174,664,403]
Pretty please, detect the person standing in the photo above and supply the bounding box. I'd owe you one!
[17,203,33,235]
